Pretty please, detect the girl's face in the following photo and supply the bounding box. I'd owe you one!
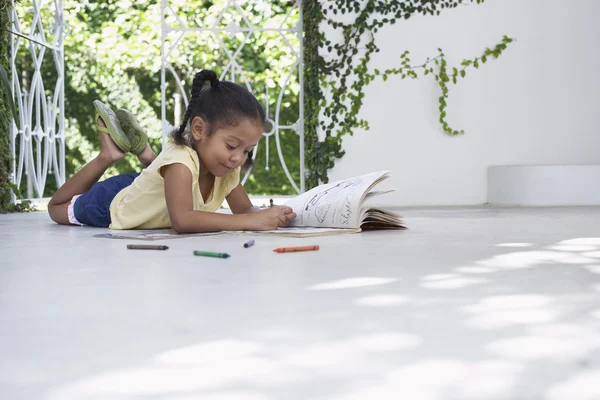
[190,117,263,177]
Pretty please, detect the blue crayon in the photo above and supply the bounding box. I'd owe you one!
[243,240,255,248]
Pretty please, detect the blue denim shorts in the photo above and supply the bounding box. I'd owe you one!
[72,173,140,227]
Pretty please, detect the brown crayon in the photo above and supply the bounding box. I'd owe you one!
[127,244,169,250]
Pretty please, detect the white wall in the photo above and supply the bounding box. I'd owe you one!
[325,0,600,206]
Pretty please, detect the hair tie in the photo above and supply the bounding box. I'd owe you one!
[200,69,219,88]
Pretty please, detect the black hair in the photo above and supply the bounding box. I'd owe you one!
[170,69,265,172]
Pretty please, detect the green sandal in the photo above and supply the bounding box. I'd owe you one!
[116,108,148,155]
[93,100,131,153]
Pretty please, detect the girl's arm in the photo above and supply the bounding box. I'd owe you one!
[225,184,261,214]
[162,164,295,233]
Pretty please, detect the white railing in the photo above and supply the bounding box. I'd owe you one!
[9,0,66,202]
[160,0,305,193]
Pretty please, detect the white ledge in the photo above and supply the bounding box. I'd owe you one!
[488,165,600,206]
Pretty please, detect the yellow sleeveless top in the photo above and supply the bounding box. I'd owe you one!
[109,142,240,230]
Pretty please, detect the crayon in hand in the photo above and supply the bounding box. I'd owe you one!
[273,245,319,253]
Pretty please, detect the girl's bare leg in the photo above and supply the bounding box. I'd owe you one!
[137,143,157,168]
[48,119,125,225]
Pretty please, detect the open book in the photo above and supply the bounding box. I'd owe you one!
[255,170,405,237]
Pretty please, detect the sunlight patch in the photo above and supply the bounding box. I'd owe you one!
[47,358,277,398]
[327,359,523,400]
[155,340,262,366]
[283,342,362,368]
[477,250,594,269]
[422,273,457,281]
[458,360,524,398]
[547,244,599,252]
[388,360,468,387]
[466,309,556,329]
[559,238,600,245]
[546,370,600,400]
[421,276,487,289]
[486,325,600,360]
[309,277,398,290]
[461,295,556,329]
[283,332,419,370]
[351,333,421,352]
[582,251,600,259]
[488,337,578,359]
[496,243,534,247]
[354,294,408,307]
[251,328,296,340]
[464,295,553,310]
[454,266,497,274]
[166,391,271,400]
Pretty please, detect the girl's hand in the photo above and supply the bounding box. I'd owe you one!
[244,205,296,231]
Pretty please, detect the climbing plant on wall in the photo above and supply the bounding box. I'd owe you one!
[0,0,31,212]
[303,0,514,188]
[0,0,11,211]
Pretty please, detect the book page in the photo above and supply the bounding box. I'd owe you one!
[364,189,395,200]
[360,209,405,229]
[285,171,389,228]
[359,193,405,229]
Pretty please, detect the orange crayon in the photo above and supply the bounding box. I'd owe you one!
[274,245,320,253]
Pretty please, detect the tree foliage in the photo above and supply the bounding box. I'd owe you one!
[12,0,301,200]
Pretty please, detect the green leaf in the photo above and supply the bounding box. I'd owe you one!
[0,64,19,130]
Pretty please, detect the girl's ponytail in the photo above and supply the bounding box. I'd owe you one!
[171,70,220,145]
[242,149,254,173]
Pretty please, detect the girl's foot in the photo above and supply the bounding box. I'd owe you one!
[97,118,125,164]
[116,108,148,155]
[137,143,157,167]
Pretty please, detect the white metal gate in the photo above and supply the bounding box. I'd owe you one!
[160,0,305,193]
[9,0,66,202]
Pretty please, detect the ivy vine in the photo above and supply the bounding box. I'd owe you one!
[303,0,514,188]
[0,0,32,212]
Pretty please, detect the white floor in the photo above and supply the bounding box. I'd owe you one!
[2,207,600,400]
